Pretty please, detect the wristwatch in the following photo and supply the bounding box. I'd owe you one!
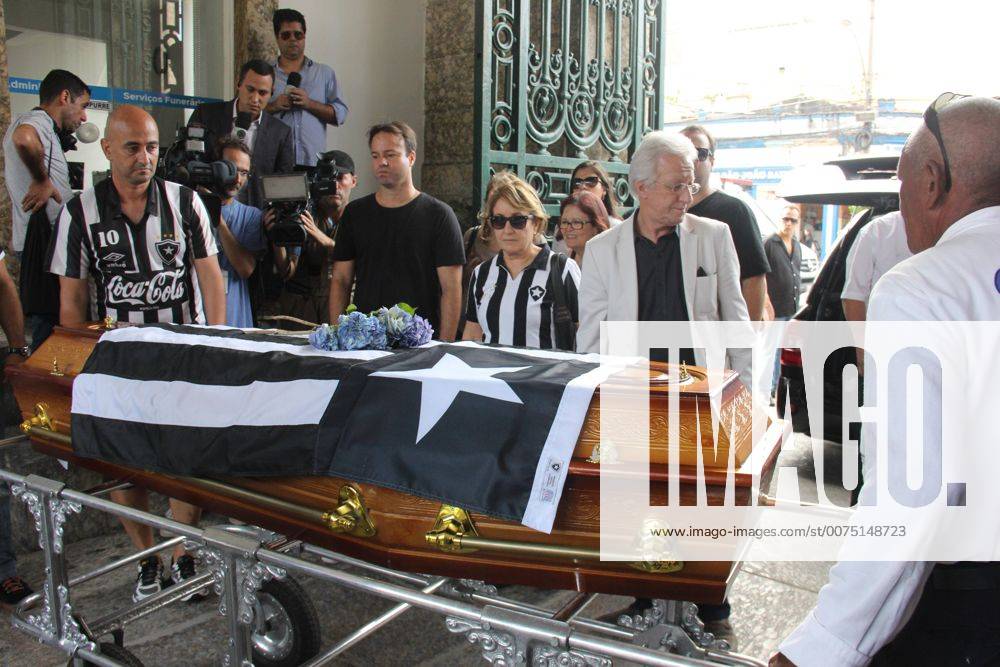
[7,345,30,358]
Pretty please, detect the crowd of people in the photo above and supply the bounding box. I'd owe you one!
[2,5,999,665]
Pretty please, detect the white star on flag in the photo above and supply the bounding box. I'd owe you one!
[371,353,529,443]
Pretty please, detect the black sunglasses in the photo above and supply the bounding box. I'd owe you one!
[489,214,533,230]
[695,147,714,162]
[570,176,601,189]
[923,92,969,192]
[280,30,305,40]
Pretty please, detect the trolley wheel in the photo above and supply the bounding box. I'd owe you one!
[251,577,322,667]
[67,641,145,667]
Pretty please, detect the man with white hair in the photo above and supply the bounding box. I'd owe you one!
[577,130,751,381]
[773,96,1000,666]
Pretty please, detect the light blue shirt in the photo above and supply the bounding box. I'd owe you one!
[219,200,266,328]
[272,56,349,166]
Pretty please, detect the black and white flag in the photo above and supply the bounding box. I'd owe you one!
[71,326,631,533]
[71,324,388,476]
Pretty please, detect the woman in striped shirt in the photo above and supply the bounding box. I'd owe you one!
[463,176,580,351]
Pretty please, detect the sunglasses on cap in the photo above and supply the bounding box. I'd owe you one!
[923,92,970,192]
[570,176,601,190]
[695,147,714,162]
[489,214,534,230]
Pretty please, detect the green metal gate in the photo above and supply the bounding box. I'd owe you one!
[474,0,665,220]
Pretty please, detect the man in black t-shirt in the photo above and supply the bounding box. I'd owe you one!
[329,121,464,339]
[681,125,770,321]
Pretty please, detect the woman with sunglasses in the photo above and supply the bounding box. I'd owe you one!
[464,176,580,351]
[555,191,610,268]
[569,161,621,221]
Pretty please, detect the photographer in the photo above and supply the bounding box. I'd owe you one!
[277,150,357,325]
[266,8,348,166]
[48,105,225,603]
[188,59,294,208]
[214,138,267,328]
[2,69,90,349]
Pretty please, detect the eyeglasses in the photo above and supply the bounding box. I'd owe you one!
[279,30,305,40]
[695,147,714,162]
[656,181,701,196]
[236,169,251,178]
[558,218,592,230]
[570,176,601,190]
[923,92,969,192]
[781,217,799,223]
[488,214,533,230]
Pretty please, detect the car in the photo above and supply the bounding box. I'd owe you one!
[775,155,900,443]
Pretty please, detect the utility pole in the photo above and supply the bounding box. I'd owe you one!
[865,0,875,110]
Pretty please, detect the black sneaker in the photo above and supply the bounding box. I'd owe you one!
[171,554,209,602]
[133,556,163,602]
[0,576,34,604]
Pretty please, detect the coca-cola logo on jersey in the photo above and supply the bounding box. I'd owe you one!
[106,269,188,308]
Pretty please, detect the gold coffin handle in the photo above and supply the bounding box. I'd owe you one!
[425,503,683,573]
[20,403,53,434]
[321,485,376,538]
[425,504,479,552]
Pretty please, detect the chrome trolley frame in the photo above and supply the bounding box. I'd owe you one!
[1,434,764,667]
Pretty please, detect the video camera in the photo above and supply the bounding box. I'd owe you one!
[157,125,237,195]
[262,173,311,246]
[262,152,346,246]
[157,124,238,227]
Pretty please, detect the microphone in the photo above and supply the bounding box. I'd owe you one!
[281,72,302,119]
[235,112,252,130]
[232,112,252,143]
[75,122,100,144]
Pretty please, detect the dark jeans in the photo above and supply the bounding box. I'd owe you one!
[26,313,55,351]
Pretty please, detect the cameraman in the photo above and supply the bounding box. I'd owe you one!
[214,138,267,328]
[48,105,225,603]
[2,69,90,349]
[277,150,356,325]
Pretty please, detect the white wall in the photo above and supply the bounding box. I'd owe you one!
[281,0,427,196]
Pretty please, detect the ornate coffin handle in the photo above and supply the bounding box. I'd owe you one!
[321,485,376,537]
[20,403,53,433]
[425,504,480,552]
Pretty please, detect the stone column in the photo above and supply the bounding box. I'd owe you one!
[0,2,13,264]
[234,0,279,79]
[422,0,477,226]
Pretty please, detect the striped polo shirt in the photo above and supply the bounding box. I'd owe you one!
[47,177,218,324]
[466,246,580,350]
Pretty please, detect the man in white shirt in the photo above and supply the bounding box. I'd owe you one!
[841,210,913,323]
[772,96,1000,666]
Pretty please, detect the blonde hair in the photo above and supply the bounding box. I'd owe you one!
[478,174,549,242]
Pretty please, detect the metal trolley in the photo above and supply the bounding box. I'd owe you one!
[1,435,765,667]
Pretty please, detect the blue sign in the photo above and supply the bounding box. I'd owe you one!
[8,77,220,110]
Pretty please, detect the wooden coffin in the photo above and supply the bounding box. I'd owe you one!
[7,325,783,604]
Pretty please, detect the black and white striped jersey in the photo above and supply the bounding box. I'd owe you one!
[47,178,218,324]
[466,246,580,350]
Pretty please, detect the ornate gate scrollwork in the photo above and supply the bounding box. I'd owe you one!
[475,0,664,219]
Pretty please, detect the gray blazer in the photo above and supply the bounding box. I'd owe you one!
[577,211,752,384]
[188,99,295,208]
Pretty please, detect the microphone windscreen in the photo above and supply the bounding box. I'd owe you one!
[235,112,252,130]
[287,72,302,88]
[76,122,100,144]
